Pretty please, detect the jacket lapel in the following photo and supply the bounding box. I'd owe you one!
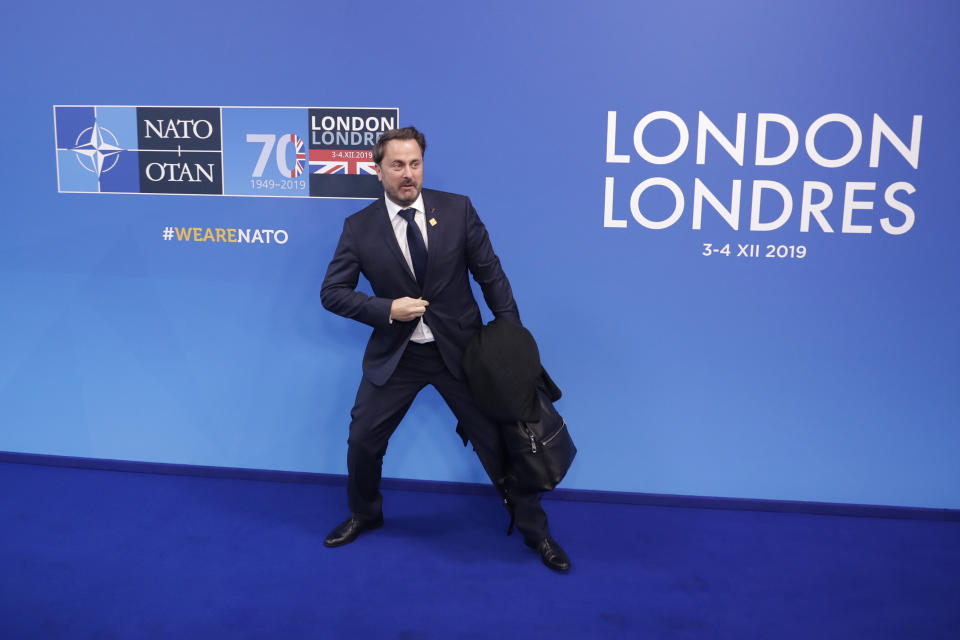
[423,191,442,290]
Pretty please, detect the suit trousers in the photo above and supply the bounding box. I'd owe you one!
[346,341,549,542]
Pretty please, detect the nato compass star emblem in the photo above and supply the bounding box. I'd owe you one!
[72,122,123,176]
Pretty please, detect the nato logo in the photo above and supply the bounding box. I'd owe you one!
[54,106,141,194]
[54,106,223,195]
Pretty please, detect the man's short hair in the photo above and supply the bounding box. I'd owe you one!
[373,127,427,165]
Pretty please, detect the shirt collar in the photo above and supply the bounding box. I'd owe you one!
[384,191,425,221]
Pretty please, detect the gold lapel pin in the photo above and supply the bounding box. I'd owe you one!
[429,218,437,227]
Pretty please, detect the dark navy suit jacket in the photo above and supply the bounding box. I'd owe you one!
[320,188,520,386]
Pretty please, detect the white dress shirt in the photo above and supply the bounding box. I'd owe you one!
[384,192,435,343]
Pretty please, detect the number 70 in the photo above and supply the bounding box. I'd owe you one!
[246,133,305,178]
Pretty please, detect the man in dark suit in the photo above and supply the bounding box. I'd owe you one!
[319,127,570,571]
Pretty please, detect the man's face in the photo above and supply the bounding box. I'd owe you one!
[375,138,423,207]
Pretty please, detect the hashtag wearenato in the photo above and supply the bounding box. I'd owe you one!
[160,226,289,245]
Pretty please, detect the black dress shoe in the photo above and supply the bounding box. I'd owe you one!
[525,536,571,572]
[323,515,383,548]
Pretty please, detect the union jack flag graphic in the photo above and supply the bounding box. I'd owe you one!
[309,149,377,175]
[289,134,305,177]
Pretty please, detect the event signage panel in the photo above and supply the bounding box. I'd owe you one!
[53,105,399,199]
[601,110,922,237]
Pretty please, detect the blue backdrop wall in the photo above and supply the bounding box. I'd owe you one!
[2,1,958,509]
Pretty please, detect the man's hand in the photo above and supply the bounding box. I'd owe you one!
[390,297,429,322]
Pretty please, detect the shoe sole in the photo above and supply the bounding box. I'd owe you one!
[542,558,571,572]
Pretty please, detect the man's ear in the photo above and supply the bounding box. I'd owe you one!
[374,164,383,183]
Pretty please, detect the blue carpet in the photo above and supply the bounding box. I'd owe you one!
[1,462,957,639]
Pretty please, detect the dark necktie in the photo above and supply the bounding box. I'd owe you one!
[398,208,427,288]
